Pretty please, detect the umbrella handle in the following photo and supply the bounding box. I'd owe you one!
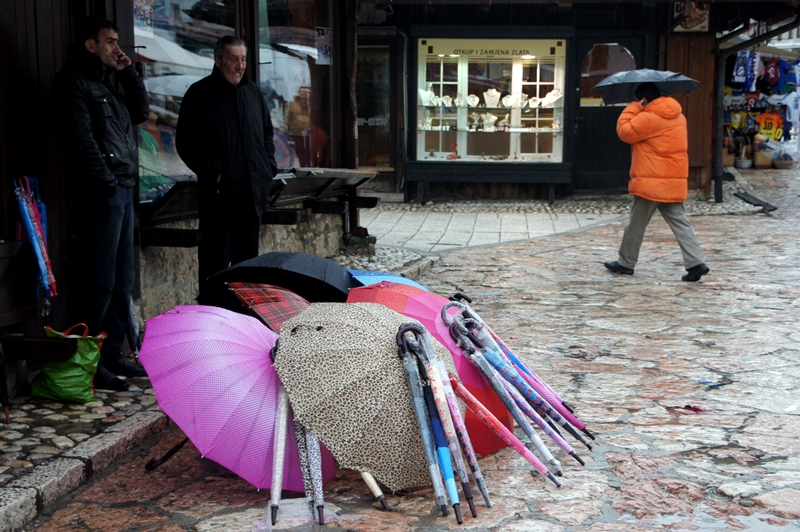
[449,292,472,304]
[440,301,468,325]
[395,322,426,352]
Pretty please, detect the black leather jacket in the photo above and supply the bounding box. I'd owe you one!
[52,44,149,195]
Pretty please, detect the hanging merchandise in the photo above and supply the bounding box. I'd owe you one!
[747,51,761,93]
[13,176,57,297]
[755,112,784,141]
[732,50,749,83]
[766,58,782,89]
[782,90,800,124]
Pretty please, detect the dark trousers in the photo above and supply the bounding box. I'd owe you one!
[198,213,262,282]
[73,186,135,359]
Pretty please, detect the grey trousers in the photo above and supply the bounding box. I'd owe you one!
[617,196,705,270]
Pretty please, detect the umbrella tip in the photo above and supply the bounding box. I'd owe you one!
[270,505,278,525]
[317,505,324,525]
[377,495,390,511]
[440,504,449,517]
[583,427,596,440]
[547,472,562,488]
[572,452,586,466]
[466,496,477,518]
[453,503,463,524]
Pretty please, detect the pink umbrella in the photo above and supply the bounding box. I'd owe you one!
[347,282,513,456]
[139,305,336,490]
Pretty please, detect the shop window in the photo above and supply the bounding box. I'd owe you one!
[133,0,230,200]
[259,0,332,169]
[416,38,565,163]
[580,43,636,106]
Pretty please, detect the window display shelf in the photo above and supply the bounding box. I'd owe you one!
[416,37,565,163]
[417,126,562,133]
[418,104,563,111]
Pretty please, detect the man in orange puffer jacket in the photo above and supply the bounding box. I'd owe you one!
[604,83,710,282]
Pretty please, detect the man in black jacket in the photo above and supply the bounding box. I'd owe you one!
[52,16,149,391]
[177,36,277,283]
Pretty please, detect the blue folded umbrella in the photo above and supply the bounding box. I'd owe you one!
[346,268,429,291]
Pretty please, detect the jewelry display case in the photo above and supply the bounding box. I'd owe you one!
[416,38,566,163]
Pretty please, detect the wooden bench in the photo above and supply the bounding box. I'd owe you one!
[139,169,379,248]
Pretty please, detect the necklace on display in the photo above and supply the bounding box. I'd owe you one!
[483,89,500,108]
[418,88,435,106]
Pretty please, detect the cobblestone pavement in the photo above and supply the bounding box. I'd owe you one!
[6,168,800,531]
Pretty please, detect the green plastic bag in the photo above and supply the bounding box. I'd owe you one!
[30,324,105,404]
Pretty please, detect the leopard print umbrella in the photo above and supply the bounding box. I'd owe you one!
[275,302,458,492]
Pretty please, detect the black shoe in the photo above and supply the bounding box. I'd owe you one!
[682,263,710,282]
[95,364,129,391]
[104,354,148,378]
[604,260,634,275]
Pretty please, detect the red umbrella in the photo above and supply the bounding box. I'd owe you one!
[346,282,513,456]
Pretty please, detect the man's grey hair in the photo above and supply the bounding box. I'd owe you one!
[214,36,248,58]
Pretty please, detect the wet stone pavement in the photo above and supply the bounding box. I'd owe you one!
[6,169,800,531]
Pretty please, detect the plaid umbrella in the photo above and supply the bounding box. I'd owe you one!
[228,282,311,332]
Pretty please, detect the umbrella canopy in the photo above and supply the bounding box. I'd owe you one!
[347,268,429,291]
[199,252,360,313]
[593,68,699,105]
[347,282,513,456]
[139,305,336,490]
[228,282,310,332]
[274,302,458,491]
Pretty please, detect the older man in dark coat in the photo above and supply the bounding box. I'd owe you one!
[177,36,278,283]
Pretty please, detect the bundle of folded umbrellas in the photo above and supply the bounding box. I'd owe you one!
[139,252,594,526]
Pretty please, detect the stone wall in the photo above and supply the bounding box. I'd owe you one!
[136,206,344,328]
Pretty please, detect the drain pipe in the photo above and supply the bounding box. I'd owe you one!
[713,12,800,202]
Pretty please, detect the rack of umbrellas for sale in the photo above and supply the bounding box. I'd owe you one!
[139,251,595,526]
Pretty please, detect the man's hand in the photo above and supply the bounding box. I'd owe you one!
[638,98,648,107]
[114,51,132,70]
[216,174,221,185]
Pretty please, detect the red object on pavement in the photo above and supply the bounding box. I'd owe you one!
[347,282,513,456]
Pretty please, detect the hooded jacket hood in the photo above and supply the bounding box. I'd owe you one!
[644,96,683,121]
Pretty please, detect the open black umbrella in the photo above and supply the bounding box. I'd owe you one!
[198,252,360,312]
[594,68,699,105]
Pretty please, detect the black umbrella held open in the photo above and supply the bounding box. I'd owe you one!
[198,252,360,312]
[593,69,699,106]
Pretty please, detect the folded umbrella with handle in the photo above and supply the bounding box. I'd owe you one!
[449,293,593,441]
[396,324,449,517]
